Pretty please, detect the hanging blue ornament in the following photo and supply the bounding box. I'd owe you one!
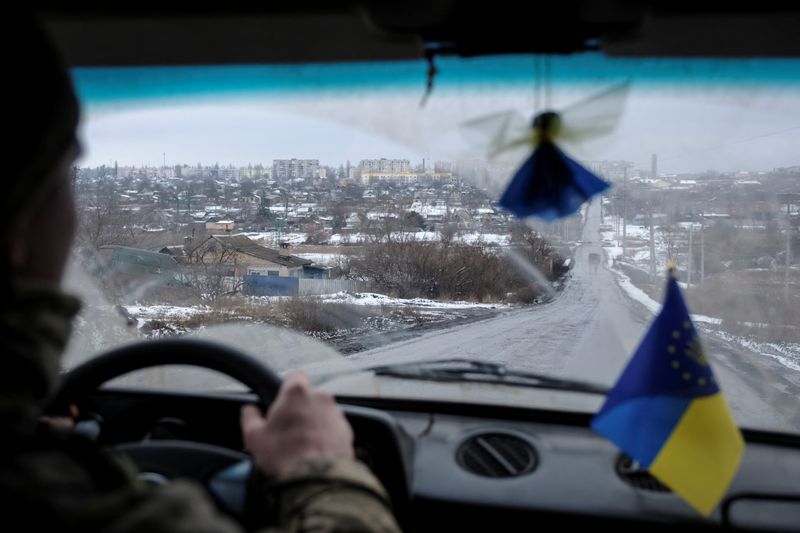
[499,111,609,220]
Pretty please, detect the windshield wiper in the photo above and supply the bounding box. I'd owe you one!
[364,358,608,395]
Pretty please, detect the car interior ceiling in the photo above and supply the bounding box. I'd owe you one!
[19,2,800,532]
[33,1,800,67]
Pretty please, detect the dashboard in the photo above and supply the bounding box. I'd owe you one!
[81,388,800,532]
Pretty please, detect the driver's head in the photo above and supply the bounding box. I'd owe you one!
[2,15,81,287]
[0,16,82,408]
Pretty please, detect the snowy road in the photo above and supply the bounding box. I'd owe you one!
[356,200,800,432]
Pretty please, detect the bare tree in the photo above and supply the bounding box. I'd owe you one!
[183,241,243,303]
[659,223,681,262]
[75,176,183,256]
[347,229,564,302]
[76,189,135,250]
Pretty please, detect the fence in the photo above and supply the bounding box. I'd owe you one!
[243,275,367,296]
[299,278,369,295]
[243,275,299,296]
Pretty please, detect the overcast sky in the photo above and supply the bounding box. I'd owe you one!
[76,81,800,175]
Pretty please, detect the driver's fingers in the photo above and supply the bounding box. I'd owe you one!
[39,404,80,432]
[282,369,310,390]
[276,370,312,406]
[240,404,265,437]
[39,415,75,431]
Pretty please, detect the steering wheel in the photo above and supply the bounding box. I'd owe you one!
[45,337,283,518]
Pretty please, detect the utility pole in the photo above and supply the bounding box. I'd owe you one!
[649,210,656,281]
[700,214,705,284]
[622,166,628,257]
[687,223,693,288]
[651,153,658,180]
[649,158,657,281]
[600,193,604,221]
[778,194,796,303]
[787,225,793,302]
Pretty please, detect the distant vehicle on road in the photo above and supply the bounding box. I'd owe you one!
[588,252,602,274]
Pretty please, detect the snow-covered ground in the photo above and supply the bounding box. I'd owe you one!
[598,215,800,373]
[125,304,209,320]
[328,231,510,246]
[711,331,800,373]
[320,292,509,309]
[458,233,511,246]
[120,292,507,350]
[244,232,309,245]
[239,228,514,249]
[123,293,506,318]
[294,253,346,265]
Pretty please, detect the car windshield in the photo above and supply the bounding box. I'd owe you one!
[63,54,800,434]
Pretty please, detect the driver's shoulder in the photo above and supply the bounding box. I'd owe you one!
[0,424,241,532]
[0,422,137,503]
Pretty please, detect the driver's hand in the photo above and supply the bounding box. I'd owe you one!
[40,404,79,432]
[240,370,354,479]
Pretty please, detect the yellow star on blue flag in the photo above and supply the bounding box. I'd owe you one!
[591,270,744,516]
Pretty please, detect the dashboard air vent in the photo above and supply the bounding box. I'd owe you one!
[456,433,537,478]
[615,454,671,492]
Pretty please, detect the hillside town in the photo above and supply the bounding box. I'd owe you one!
[68,155,799,359]
[74,157,574,302]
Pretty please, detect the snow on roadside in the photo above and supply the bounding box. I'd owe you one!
[601,220,720,325]
[612,269,660,315]
[691,314,723,325]
[611,267,721,325]
[711,330,800,372]
[124,291,508,317]
[607,253,800,374]
[320,292,508,309]
[124,305,208,320]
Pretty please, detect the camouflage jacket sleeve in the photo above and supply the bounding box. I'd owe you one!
[265,458,402,533]
[0,432,400,533]
[108,458,402,533]
[102,457,401,533]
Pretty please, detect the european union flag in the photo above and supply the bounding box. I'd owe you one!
[499,141,609,221]
[591,272,744,516]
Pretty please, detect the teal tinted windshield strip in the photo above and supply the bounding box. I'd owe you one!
[71,53,800,105]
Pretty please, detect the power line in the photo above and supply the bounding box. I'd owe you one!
[660,125,800,162]
[706,125,800,151]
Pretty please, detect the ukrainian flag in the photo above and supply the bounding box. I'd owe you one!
[591,271,744,516]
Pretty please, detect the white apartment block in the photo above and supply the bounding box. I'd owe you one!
[272,159,320,179]
[358,158,411,173]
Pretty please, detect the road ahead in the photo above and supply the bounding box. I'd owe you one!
[356,200,800,431]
